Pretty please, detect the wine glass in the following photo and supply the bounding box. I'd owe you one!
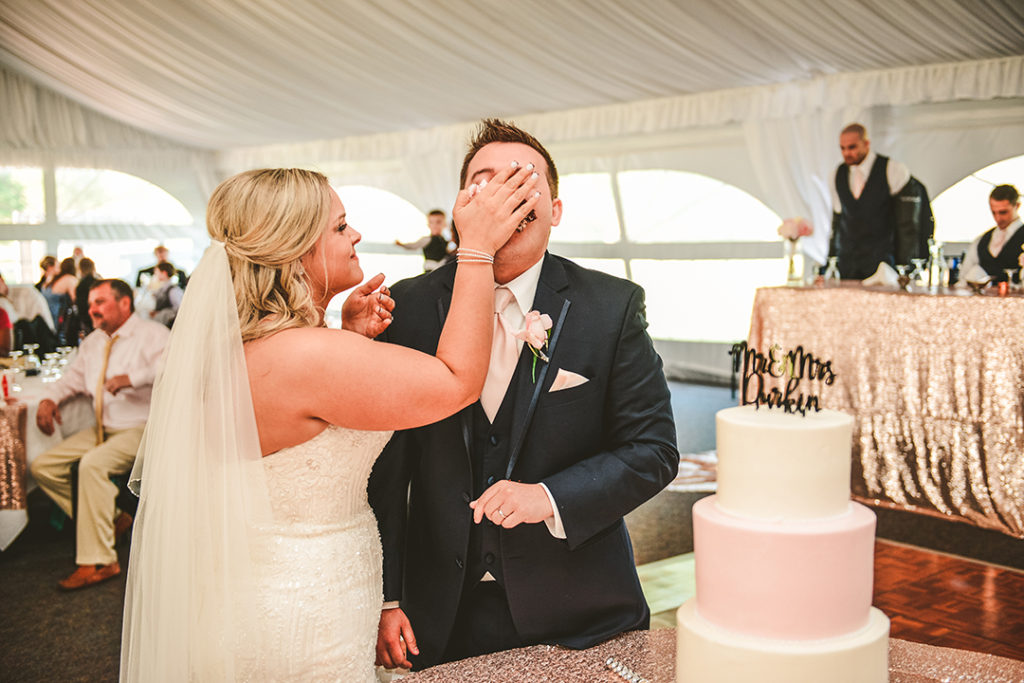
[7,350,24,392]
[1004,268,1019,293]
[895,265,911,291]
[823,257,841,286]
[23,343,41,373]
[909,259,928,286]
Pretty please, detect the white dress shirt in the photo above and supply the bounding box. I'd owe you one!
[957,218,1024,286]
[494,257,567,540]
[831,151,911,212]
[45,314,170,430]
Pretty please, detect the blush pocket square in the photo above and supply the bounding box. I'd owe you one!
[549,369,589,392]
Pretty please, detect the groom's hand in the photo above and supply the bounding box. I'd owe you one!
[471,480,553,529]
[376,607,418,670]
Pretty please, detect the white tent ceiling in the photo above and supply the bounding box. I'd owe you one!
[1,0,1022,150]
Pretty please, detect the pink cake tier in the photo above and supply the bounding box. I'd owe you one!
[693,495,877,640]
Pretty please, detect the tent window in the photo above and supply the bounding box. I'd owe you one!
[632,258,783,342]
[555,174,621,243]
[55,168,192,225]
[0,167,45,225]
[618,170,779,243]
[932,155,1024,244]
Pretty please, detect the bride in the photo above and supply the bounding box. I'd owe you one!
[120,166,540,681]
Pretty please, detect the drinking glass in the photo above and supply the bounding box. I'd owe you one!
[895,265,910,291]
[823,257,841,286]
[1004,269,1020,293]
[909,259,928,286]
[7,350,24,392]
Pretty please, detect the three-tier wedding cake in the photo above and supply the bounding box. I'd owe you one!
[676,405,890,682]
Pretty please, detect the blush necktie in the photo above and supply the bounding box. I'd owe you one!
[94,335,118,445]
[480,287,519,422]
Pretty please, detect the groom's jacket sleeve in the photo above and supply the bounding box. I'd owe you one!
[539,285,679,551]
[368,317,419,605]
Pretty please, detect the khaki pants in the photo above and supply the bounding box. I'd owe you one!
[30,426,144,565]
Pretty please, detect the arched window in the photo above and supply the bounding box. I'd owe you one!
[933,155,1024,244]
[56,168,192,225]
[0,167,45,224]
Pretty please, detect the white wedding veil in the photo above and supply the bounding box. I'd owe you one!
[120,241,271,681]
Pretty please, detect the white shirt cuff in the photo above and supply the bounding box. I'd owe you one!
[382,601,401,610]
[539,483,566,540]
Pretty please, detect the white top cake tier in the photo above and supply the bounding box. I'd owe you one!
[715,405,854,520]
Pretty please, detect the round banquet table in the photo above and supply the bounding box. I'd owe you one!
[402,629,1024,682]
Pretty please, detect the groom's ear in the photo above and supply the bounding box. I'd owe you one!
[550,197,563,227]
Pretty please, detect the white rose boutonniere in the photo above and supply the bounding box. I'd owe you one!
[512,310,553,382]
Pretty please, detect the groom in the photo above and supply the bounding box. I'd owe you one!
[369,119,679,669]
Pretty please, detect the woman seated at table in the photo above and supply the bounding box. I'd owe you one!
[40,258,78,345]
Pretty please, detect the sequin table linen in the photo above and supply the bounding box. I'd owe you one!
[402,630,1024,681]
[748,285,1024,538]
[0,376,94,550]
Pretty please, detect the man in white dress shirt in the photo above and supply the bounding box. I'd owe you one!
[957,184,1023,286]
[828,123,912,279]
[30,279,169,590]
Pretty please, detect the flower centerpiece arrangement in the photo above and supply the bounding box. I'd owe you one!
[777,217,813,285]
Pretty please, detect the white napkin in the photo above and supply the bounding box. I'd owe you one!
[961,264,992,287]
[861,262,899,287]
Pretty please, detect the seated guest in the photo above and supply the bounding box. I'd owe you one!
[41,258,78,343]
[35,255,58,291]
[29,279,170,590]
[0,307,10,357]
[958,184,1023,285]
[0,272,18,326]
[76,258,99,336]
[149,262,182,328]
[135,245,187,289]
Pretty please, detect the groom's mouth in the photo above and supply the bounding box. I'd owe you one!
[514,203,537,232]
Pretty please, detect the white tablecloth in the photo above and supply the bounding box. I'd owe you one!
[0,374,93,550]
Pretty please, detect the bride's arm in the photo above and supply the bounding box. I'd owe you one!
[288,164,540,431]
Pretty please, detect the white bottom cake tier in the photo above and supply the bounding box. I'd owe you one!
[676,600,890,683]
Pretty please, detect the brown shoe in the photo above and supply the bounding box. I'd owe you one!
[114,511,133,544]
[58,562,121,590]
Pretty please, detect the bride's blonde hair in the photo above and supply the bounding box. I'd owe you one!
[206,168,331,341]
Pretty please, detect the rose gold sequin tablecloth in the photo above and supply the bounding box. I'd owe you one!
[747,285,1024,539]
[0,401,28,548]
[402,630,1024,681]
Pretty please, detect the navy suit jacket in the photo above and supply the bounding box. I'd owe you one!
[368,252,679,667]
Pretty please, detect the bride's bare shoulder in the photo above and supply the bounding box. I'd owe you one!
[244,327,366,367]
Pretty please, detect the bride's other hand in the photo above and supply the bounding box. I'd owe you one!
[341,273,394,338]
[453,161,541,256]
[375,607,418,670]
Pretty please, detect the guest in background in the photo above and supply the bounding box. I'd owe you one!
[957,184,1022,286]
[395,209,454,271]
[76,258,99,336]
[149,262,182,328]
[0,306,11,356]
[828,123,919,279]
[72,245,85,267]
[41,257,78,344]
[35,255,58,291]
[29,279,169,590]
[135,245,187,289]
[0,271,18,326]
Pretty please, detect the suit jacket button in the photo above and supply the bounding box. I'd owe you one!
[486,476,495,486]
[484,552,495,565]
[489,435,499,446]
[455,557,464,569]
[462,492,471,503]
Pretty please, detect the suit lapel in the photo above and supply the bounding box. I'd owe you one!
[505,253,571,479]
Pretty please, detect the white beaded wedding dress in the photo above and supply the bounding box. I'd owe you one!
[121,242,394,681]
[238,425,392,681]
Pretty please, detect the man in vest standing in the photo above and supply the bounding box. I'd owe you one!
[957,184,1023,286]
[370,119,679,670]
[828,123,912,279]
[30,279,169,589]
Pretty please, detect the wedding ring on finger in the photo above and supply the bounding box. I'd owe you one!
[497,509,507,519]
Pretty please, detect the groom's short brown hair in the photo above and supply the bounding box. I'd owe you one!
[460,118,559,198]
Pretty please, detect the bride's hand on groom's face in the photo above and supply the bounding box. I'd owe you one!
[453,162,541,255]
[470,480,554,529]
[341,273,394,338]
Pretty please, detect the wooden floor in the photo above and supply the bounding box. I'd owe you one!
[873,539,1024,660]
[640,539,1024,661]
